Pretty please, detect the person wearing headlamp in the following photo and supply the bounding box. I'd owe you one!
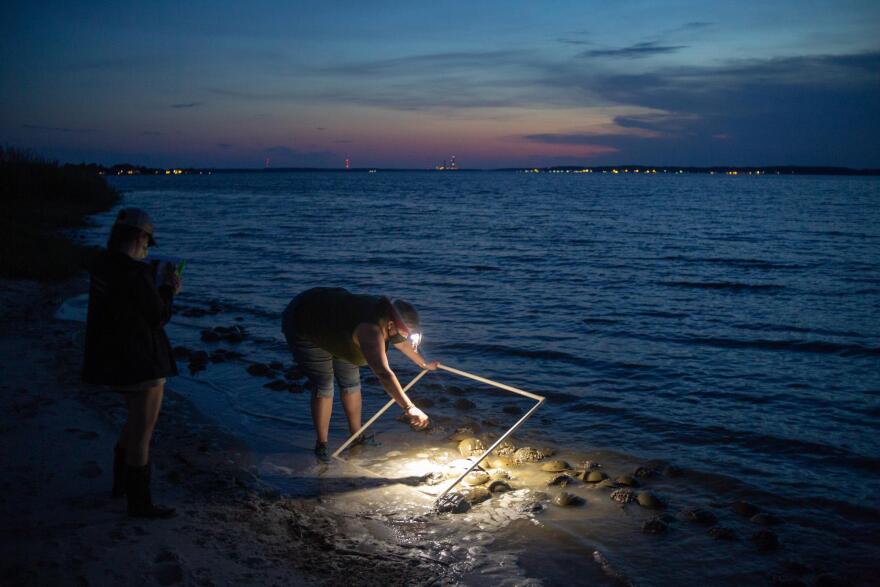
[281,287,437,461]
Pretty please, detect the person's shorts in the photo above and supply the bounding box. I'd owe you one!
[107,378,167,393]
[282,325,361,400]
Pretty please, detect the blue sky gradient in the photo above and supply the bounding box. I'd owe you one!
[3,1,879,168]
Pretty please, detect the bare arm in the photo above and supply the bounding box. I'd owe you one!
[392,339,438,370]
[354,323,429,428]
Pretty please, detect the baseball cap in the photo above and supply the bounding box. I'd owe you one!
[114,207,157,246]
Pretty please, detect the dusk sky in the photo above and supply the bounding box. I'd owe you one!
[3,1,879,169]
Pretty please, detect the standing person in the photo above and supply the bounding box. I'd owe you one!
[281,287,436,461]
[82,208,181,518]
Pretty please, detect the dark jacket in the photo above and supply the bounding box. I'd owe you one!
[82,250,178,386]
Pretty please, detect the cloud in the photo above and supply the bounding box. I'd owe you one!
[578,41,687,59]
[540,50,880,165]
[171,102,202,108]
[22,124,94,134]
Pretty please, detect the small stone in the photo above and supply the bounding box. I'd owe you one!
[453,398,476,411]
[642,517,668,534]
[663,464,684,477]
[541,460,572,472]
[615,476,639,487]
[246,363,272,377]
[708,526,735,540]
[554,492,585,507]
[457,437,485,458]
[681,508,718,526]
[750,513,780,526]
[582,461,601,470]
[731,501,761,517]
[610,488,636,504]
[751,529,779,552]
[636,491,664,509]
[200,329,220,343]
[435,492,470,514]
[584,470,608,483]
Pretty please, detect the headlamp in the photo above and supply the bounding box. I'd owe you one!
[409,332,422,353]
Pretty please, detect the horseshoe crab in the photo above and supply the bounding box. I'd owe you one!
[487,480,512,494]
[636,491,665,509]
[751,529,779,552]
[596,479,618,489]
[554,492,585,507]
[541,460,572,472]
[462,486,491,505]
[463,471,490,486]
[492,441,517,457]
[547,474,575,487]
[681,508,718,526]
[448,427,479,442]
[610,488,636,504]
[490,470,511,481]
[435,492,470,514]
[731,501,760,518]
[584,470,608,483]
[458,437,485,458]
[708,526,735,541]
[513,447,545,464]
[615,476,639,487]
[641,517,668,534]
[487,456,512,469]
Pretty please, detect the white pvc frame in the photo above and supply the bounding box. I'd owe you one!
[332,363,545,503]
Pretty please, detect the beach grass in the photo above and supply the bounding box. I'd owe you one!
[1,147,119,280]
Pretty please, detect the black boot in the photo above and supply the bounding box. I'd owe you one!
[112,444,126,498]
[125,463,176,519]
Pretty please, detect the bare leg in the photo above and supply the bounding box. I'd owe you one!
[311,395,333,444]
[124,383,165,466]
[340,391,362,435]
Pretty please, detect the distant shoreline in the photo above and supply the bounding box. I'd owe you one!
[103,164,880,176]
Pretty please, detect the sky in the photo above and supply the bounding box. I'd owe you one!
[2,1,879,168]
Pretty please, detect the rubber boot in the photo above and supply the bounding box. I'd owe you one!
[125,463,176,519]
[112,444,126,498]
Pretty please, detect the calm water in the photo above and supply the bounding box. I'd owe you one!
[86,172,879,585]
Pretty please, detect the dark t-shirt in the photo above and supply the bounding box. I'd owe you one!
[283,287,392,366]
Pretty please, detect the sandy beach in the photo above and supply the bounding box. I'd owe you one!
[0,277,455,586]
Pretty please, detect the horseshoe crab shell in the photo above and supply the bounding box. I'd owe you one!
[554,492,585,507]
[458,437,485,458]
[584,470,608,483]
[463,471,490,486]
[513,447,545,464]
[541,460,572,472]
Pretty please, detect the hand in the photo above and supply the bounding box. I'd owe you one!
[423,360,439,371]
[168,273,183,295]
[404,405,429,430]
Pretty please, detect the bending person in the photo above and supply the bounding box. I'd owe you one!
[282,287,436,461]
[82,208,180,518]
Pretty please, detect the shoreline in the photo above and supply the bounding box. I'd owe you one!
[0,277,456,586]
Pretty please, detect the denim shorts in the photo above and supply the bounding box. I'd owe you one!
[282,322,361,399]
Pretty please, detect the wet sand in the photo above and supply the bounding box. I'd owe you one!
[0,278,454,586]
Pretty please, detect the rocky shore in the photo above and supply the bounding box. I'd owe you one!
[0,278,454,586]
